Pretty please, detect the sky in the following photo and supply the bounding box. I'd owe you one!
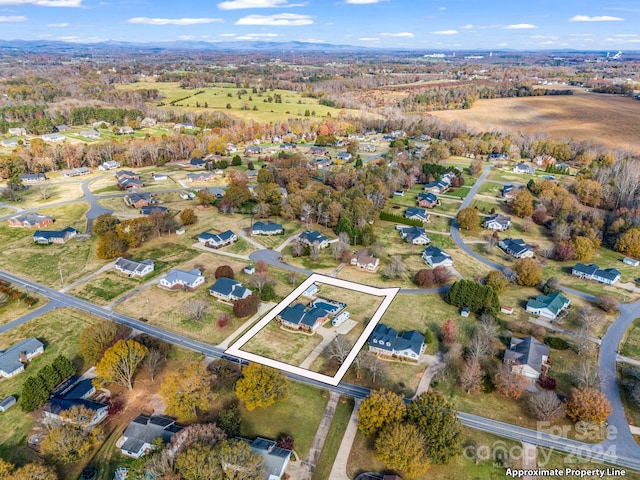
[0,0,639,50]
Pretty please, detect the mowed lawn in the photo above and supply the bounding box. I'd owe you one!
[621,319,640,359]
[239,381,329,458]
[115,81,370,123]
[0,308,98,465]
[0,294,48,326]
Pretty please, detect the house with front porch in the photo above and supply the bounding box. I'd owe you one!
[504,336,550,380]
[572,263,621,286]
[278,303,329,333]
[525,292,570,320]
[298,231,329,249]
[209,278,252,302]
[349,249,379,272]
[32,227,77,244]
[114,258,154,278]
[159,268,205,290]
[421,246,453,268]
[405,207,430,223]
[483,214,512,231]
[417,192,438,208]
[368,324,424,361]
[498,238,533,258]
[398,226,430,245]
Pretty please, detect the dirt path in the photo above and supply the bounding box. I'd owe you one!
[411,352,445,399]
[328,398,360,480]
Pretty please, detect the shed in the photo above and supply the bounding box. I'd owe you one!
[460,307,470,317]
[332,311,350,327]
[501,306,514,315]
[624,257,639,267]
[0,395,16,412]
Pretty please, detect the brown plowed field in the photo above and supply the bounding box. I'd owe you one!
[431,89,640,153]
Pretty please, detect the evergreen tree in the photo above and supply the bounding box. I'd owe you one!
[39,364,61,391]
[20,376,49,412]
[52,355,75,380]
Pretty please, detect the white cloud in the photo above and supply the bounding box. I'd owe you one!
[0,0,81,6]
[237,33,280,38]
[431,29,458,35]
[359,37,378,41]
[614,34,638,37]
[439,6,445,10]
[235,13,312,26]
[379,32,413,37]
[217,0,303,10]
[539,40,554,45]
[219,33,236,36]
[459,24,474,29]
[0,15,25,21]
[504,23,537,29]
[48,22,68,27]
[570,15,623,22]
[127,17,224,25]
[497,43,508,46]
[346,0,385,4]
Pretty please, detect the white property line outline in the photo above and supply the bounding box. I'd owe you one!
[225,273,399,386]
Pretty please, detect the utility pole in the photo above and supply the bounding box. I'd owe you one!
[146,297,152,317]
[58,265,64,287]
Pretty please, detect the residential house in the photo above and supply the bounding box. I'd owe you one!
[99,160,121,171]
[115,170,140,181]
[417,192,438,208]
[0,396,16,412]
[298,231,329,249]
[504,336,551,380]
[198,230,237,248]
[0,338,44,378]
[244,145,263,155]
[53,125,71,132]
[624,257,640,267]
[225,143,237,153]
[207,186,226,198]
[483,214,512,231]
[278,303,329,333]
[308,146,328,156]
[140,205,168,215]
[92,121,110,128]
[159,268,205,290]
[173,122,196,130]
[302,283,319,298]
[117,126,134,135]
[118,415,183,459]
[368,324,425,361]
[239,437,292,480]
[513,163,535,175]
[405,207,430,223]
[42,133,67,142]
[533,155,556,167]
[118,178,143,190]
[43,396,108,428]
[572,263,622,285]
[209,277,252,302]
[186,172,216,182]
[1,139,19,147]
[125,192,152,208]
[460,307,470,317]
[32,227,77,245]
[251,221,284,236]
[61,167,90,177]
[423,179,450,194]
[488,153,508,161]
[80,130,100,139]
[501,184,523,200]
[336,151,352,162]
[526,292,571,320]
[189,158,206,168]
[349,249,380,272]
[8,127,27,136]
[397,226,431,245]
[498,238,534,258]
[9,214,54,228]
[114,258,154,278]
[359,144,376,153]
[280,142,297,151]
[179,191,196,200]
[21,173,48,183]
[140,118,157,127]
[421,245,454,268]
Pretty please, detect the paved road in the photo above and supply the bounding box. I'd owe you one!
[3,268,640,470]
[0,300,61,334]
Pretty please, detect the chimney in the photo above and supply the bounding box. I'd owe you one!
[19,351,27,364]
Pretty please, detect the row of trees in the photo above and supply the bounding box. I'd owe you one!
[19,355,75,412]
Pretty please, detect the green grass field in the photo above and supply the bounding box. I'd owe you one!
[621,319,640,359]
[0,308,97,465]
[115,81,368,123]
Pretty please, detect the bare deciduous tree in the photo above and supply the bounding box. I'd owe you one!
[183,299,209,322]
[39,184,52,200]
[528,391,565,422]
[331,240,347,261]
[382,255,405,279]
[249,273,268,293]
[325,335,352,365]
[292,241,305,257]
[287,272,299,285]
[366,352,387,384]
[145,348,166,381]
[309,241,321,261]
[572,362,600,389]
[459,357,483,394]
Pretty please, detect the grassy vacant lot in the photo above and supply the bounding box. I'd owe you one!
[0,294,47,326]
[487,168,537,184]
[116,81,369,123]
[621,319,640,359]
[70,272,144,306]
[0,308,97,465]
[0,180,84,210]
[239,381,329,458]
[312,397,354,480]
[347,429,523,480]
[431,89,640,154]
[242,321,324,367]
[90,169,182,195]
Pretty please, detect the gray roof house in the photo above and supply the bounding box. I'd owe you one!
[252,221,284,236]
[421,246,454,268]
[483,214,512,231]
[0,338,44,378]
[572,263,621,286]
[209,277,252,302]
[44,396,109,428]
[397,226,431,245]
[278,303,329,333]
[159,268,205,290]
[199,230,237,249]
[405,207,430,223]
[498,238,534,258]
[526,292,571,320]
[118,415,183,459]
[239,437,292,480]
[114,258,154,278]
[0,395,16,412]
[9,214,54,228]
[504,336,550,379]
[513,163,535,175]
[21,173,48,183]
[140,205,168,216]
[368,324,424,361]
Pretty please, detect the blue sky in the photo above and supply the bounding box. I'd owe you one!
[0,0,639,49]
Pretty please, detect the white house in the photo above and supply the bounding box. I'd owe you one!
[159,269,205,290]
[209,278,252,302]
[504,336,551,380]
[499,238,534,259]
[513,163,535,175]
[483,214,512,231]
[115,258,155,278]
[526,292,570,320]
[421,246,454,268]
[0,338,44,378]
[118,415,183,459]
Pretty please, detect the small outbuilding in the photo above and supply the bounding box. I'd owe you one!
[460,307,470,318]
[0,395,16,412]
[624,257,639,267]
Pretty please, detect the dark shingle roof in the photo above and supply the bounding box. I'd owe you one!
[504,336,550,373]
